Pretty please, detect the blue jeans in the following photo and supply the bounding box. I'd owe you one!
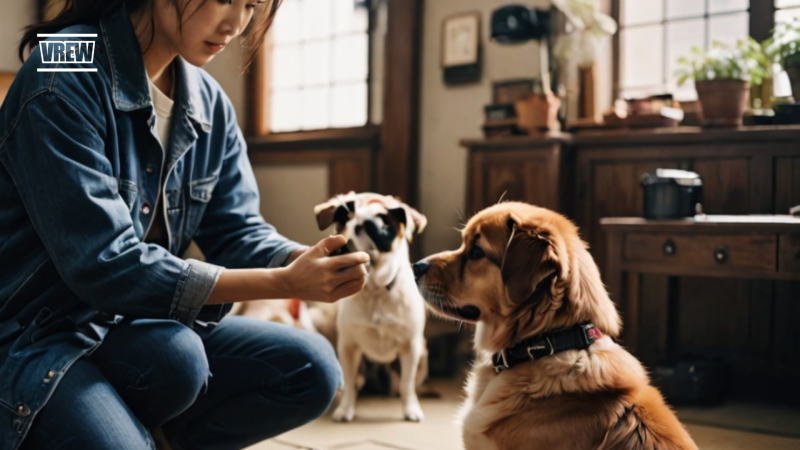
[21,316,342,450]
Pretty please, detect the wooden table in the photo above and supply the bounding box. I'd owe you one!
[601,215,800,355]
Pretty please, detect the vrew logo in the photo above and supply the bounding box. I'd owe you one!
[37,33,97,73]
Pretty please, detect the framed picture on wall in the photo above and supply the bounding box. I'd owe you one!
[441,11,481,84]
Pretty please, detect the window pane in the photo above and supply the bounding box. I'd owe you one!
[271,89,302,132]
[302,87,330,130]
[333,0,369,34]
[776,7,800,24]
[302,40,332,87]
[709,12,749,47]
[709,0,748,13]
[667,0,704,20]
[271,44,301,89]
[333,34,368,83]
[330,83,368,128]
[272,0,301,44]
[622,0,663,25]
[666,18,704,100]
[777,0,800,8]
[267,0,370,132]
[302,0,332,41]
[622,25,664,89]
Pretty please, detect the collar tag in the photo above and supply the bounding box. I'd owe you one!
[494,349,510,373]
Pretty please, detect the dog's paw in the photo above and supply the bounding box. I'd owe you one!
[332,405,355,423]
[403,403,424,422]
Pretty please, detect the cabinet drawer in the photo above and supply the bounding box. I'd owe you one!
[623,233,777,271]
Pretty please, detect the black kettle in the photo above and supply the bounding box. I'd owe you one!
[641,169,703,219]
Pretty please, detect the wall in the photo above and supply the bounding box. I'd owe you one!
[0,2,36,71]
[418,0,549,255]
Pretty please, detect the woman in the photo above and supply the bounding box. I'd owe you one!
[0,1,369,449]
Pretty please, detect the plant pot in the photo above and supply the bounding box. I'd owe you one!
[514,92,561,132]
[695,79,749,127]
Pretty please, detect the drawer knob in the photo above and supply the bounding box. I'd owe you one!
[714,247,729,263]
[662,239,677,256]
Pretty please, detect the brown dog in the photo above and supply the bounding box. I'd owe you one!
[414,202,697,450]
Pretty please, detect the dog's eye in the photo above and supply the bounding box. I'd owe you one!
[467,245,485,260]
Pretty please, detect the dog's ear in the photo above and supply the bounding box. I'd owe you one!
[314,199,355,230]
[501,215,558,304]
[388,204,427,241]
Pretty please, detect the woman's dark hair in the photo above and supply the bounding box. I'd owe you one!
[19,0,282,68]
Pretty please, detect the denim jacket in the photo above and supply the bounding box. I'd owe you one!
[0,6,301,448]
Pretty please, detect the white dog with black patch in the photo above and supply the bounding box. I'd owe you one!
[314,192,428,422]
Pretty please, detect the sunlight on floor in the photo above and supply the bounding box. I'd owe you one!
[245,379,800,450]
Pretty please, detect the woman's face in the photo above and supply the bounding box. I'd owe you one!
[151,0,265,66]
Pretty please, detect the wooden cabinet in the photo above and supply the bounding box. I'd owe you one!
[462,135,572,218]
[573,128,800,271]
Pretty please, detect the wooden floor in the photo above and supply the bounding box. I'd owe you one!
[247,379,800,450]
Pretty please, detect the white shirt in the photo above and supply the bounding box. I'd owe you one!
[144,73,175,246]
[148,77,174,148]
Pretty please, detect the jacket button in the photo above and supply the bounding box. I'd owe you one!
[145,166,154,174]
[15,404,31,417]
[44,370,57,383]
[142,203,152,215]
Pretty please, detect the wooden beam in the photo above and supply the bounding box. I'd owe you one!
[750,0,776,42]
[379,0,423,203]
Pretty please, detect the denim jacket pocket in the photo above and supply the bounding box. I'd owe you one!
[189,174,218,203]
[184,174,219,242]
[116,178,138,212]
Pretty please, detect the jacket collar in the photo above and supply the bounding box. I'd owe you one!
[98,4,210,129]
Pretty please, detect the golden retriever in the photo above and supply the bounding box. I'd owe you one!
[413,201,697,450]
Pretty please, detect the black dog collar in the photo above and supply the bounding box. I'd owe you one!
[492,323,603,373]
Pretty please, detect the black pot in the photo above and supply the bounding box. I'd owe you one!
[641,169,703,219]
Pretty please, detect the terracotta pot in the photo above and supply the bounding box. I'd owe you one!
[515,92,561,132]
[786,66,800,102]
[695,79,749,127]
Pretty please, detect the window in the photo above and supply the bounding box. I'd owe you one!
[618,0,750,100]
[776,0,800,24]
[266,0,371,133]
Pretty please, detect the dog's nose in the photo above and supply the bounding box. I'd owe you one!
[412,261,430,279]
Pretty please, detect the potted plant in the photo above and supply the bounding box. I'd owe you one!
[551,0,618,123]
[770,19,800,101]
[676,39,767,127]
[742,37,776,111]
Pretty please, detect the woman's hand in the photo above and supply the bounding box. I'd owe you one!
[280,235,369,302]
[205,235,368,305]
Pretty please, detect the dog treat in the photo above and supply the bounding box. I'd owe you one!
[329,239,356,256]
